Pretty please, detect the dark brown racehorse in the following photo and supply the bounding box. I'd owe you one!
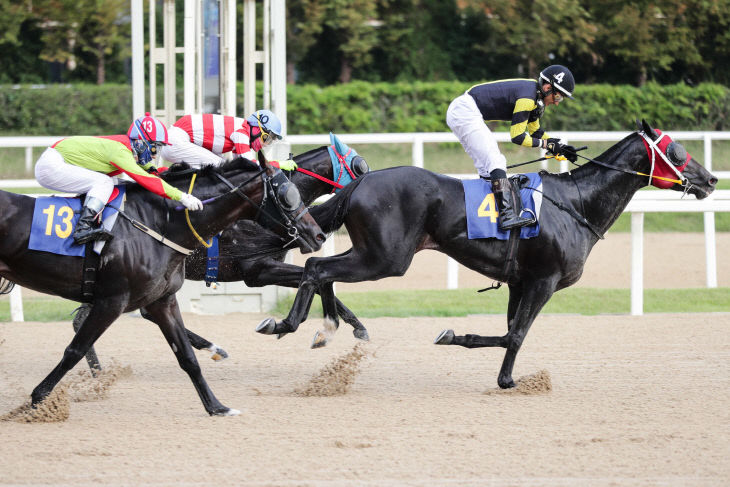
[0,155,324,416]
[256,120,718,389]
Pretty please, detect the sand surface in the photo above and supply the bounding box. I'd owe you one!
[1,232,729,486]
[1,311,728,486]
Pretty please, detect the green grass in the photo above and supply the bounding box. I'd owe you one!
[0,297,80,322]
[274,287,730,318]
[2,287,727,322]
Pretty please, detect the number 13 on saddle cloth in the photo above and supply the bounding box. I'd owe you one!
[462,173,542,240]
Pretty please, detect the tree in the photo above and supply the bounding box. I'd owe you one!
[286,0,326,84]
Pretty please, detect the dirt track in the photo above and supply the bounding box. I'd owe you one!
[0,232,729,486]
[1,310,729,486]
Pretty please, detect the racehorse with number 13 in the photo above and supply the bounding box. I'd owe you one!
[0,153,324,415]
[256,120,717,390]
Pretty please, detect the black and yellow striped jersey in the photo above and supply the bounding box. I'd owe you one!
[467,79,548,148]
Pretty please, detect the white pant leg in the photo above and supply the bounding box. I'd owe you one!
[160,126,225,167]
[446,93,507,177]
[35,147,114,203]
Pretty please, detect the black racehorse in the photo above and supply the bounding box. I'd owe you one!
[0,155,325,416]
[75,143,371,372]
[256,120,718,389]
[179,144,370,356]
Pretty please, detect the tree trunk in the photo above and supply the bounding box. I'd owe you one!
[339,57,352,84]
[287,61,296,84]
[96,46,105,85]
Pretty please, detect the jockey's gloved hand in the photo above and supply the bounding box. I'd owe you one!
[545,138,565,156]
[180,193,204,211]
[561,145,579,163]
[277,159,298,171]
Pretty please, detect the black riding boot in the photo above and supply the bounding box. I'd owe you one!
[73,197,114,245]
[491,177,534,231]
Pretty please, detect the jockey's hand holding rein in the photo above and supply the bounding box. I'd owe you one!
[180,193,204,211]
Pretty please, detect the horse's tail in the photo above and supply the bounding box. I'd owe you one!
[309,175,366,233]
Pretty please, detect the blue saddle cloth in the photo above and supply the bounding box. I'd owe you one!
[462,173,542,240]
[28,187,126,257]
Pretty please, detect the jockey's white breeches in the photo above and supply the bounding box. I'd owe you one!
[35,147,114,204]
[160,126,226,167]
[446,92,507,177]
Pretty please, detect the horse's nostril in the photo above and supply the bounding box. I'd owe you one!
[316,233,326,242]
[710,177,718,186]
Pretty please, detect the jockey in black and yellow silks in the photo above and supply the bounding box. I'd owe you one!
[446,64,578,231]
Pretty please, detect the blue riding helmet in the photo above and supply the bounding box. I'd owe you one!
[128,112,169,165]
[246,109,283,143]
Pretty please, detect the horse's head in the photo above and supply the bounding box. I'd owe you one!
[637,119,717,199]
[287,134,369,203]
[257,151,326,253]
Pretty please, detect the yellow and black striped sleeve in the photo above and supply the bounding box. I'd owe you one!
[510,98,544,147]
[528,120,549,142]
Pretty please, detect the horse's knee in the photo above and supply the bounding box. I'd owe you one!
[505,331,525,350]
[177,355,202,376]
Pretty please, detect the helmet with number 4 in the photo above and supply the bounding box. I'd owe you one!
[539,65,575,100]
[127,112,169,164]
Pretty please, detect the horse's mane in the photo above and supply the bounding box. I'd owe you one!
[160,157,260,183]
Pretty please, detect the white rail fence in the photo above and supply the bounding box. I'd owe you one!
[2,132,729,318]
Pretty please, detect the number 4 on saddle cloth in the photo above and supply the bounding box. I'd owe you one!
[462,173,542,240]
[28,187,126,257]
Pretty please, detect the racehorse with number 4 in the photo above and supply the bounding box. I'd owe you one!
[256,120,717,390]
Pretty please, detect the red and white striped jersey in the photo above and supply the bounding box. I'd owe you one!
[173,114,252,155]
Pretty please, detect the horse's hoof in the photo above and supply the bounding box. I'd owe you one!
[311,330,329,349]
[498,378,516,389]
[434,329,455,345]
[211,407,240,417]
[209,348,228,361]
[256,318,276,335]
[353,328,370,342]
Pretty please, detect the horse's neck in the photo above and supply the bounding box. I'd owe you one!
[551,156,646,233]
[292,150,333,205]
[176,185,261,247]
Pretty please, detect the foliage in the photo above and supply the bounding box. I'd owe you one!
[2,81,730,136]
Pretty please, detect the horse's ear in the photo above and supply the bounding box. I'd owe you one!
[641,119,659,139]
[257,150,271,170]
[635,119,642,131]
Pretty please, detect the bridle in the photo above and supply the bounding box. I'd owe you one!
[517,129,694,240]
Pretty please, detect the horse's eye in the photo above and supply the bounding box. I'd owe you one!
[278,182,302,211]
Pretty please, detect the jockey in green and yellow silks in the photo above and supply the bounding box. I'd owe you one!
[35,113,203,244]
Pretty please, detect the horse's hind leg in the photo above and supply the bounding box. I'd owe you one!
[72,303,102,375]
[32,302,123,405]
[435,279,556,389]
[143,294,237,416]
[140,307,228,361]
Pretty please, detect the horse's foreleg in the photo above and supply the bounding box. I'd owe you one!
[311,282,339,348]
[245,259,368,340]
[33,302,122,405]
[497,280,556,388]
[435,279,556,389]
[144,295,237,416]
[506,284,523,333]
[72,303,102,375]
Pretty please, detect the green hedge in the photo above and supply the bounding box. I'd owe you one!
[1,81,729,136]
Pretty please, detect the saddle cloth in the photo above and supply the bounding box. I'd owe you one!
[28,186,126,257]
[462,173,542,240]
